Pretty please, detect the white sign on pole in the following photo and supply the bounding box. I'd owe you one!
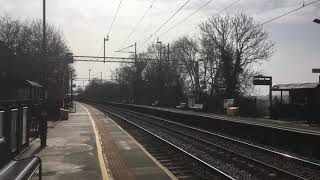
[312,69,320,73]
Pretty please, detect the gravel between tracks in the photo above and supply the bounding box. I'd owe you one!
[108,111,232,179]
[107,106,320,180]
[107,107,285,180]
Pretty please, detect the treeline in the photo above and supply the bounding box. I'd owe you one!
[0,14,72,117]
[85,13,274,112]
[0,14,71,82]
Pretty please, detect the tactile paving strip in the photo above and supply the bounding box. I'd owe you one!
[92,112,135,180]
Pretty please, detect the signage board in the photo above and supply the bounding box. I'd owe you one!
[253,79,272,85]
[312,69,320,73]
[253,76,272,85]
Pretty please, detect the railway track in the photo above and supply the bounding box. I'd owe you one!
[93,103,320,179]
[97,105,235,180]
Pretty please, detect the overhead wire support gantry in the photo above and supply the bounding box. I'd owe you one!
[73,55,157,63]
[72,55,187,66]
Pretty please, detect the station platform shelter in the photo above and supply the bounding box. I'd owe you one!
[271,82,320,122]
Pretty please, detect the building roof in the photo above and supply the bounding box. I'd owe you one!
[272,83,319,90]
[0,77,42,88]
[26,80,43,88]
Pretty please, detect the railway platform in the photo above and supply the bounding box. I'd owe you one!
[119,103,320,135]
[24,102,175,180]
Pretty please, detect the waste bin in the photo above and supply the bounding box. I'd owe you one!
[60,108,69,120]
[227,107,240,116]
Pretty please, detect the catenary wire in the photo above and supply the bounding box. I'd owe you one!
[118,0,156,50]
[160,0,241,41]
[157,0,214,39]
[261,0,320,26]
[108,0,124,37]
[138,0,193,50]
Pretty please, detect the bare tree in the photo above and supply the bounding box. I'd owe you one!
[171,36,200,96]
[0,14,72,115]
[200,13,275,97]
[0,15,21,53]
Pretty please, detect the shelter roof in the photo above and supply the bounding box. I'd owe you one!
[272,83,319,90]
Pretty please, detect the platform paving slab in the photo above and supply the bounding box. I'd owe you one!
[32,104,102,180]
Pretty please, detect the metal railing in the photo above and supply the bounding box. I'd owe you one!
[0,99,45,155]
[0,110,4,137]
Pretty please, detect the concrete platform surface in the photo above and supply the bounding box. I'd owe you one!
[80,103,176,180]
[33,103,102,180]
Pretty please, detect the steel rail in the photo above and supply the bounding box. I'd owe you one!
[106,105,306,180]
[109,104,320,168]
[97,105,236,180]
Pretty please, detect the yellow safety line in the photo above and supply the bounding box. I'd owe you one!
[80,103,109,180]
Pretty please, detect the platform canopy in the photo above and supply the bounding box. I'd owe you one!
[272,83,319,91]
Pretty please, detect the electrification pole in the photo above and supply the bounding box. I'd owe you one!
[157,38,162,64]
[134,42,137,62]
[157,38,164,102]
[104,37,109,63]
[134,42,138,103]
[70,70,74,106]
[167,43,170,62]
[195,60,200,102]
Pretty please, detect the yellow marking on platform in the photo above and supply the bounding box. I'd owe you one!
[109,117,178,180]
[80,103,109,180]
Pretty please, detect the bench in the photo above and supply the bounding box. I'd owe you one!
[0,137,42,180]
[176,103,187,109]
[151,101,160,106]
[189,104,204,111]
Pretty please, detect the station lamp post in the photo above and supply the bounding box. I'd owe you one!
[313,19,320,83]
[41,0,47,147]
[42,0,46,99]
[104,36,109,63]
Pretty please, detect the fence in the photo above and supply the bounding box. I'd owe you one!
[0,99,44,155]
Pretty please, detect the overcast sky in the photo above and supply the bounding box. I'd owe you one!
[1,0,320,94]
